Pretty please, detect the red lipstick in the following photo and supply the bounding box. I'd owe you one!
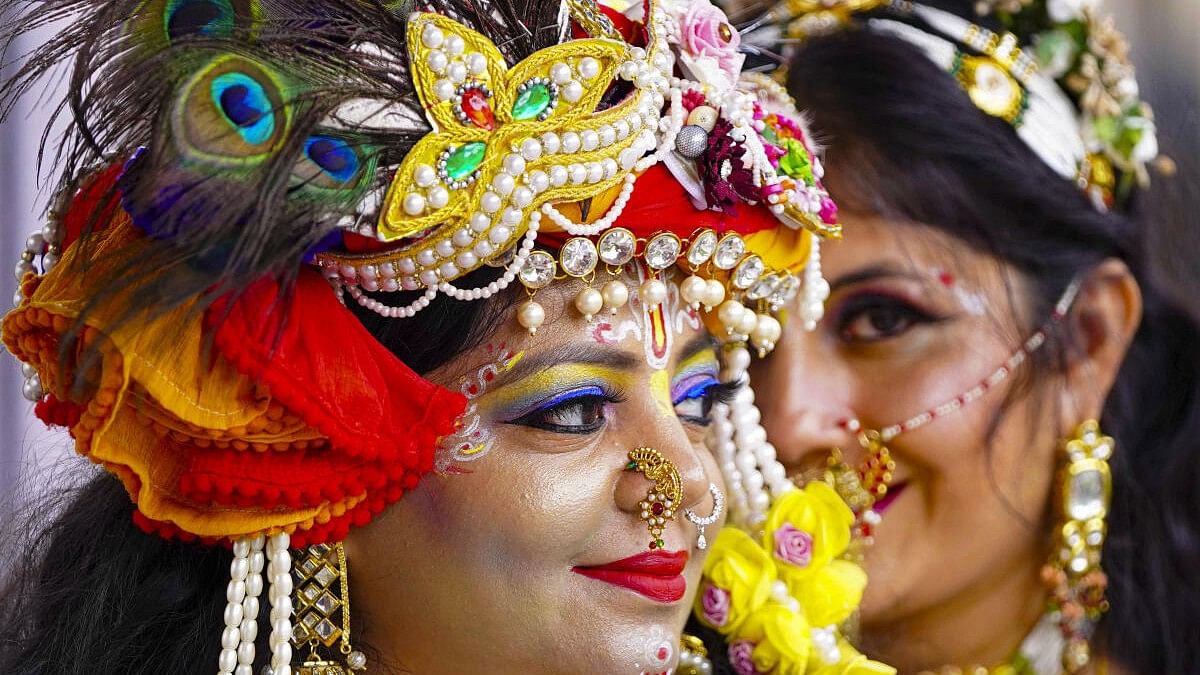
[574,550,689,603]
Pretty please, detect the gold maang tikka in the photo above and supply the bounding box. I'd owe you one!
[626,447,683,551]
[291,543,367,674]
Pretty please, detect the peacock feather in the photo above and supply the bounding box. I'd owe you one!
[1,0,566,337]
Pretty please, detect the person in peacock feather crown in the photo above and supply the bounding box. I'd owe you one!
[0,0,887,673]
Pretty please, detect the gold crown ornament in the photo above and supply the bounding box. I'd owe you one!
[316,0,840,342]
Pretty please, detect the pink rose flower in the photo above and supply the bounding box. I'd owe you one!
[727,640,761,675]
[680,1,743,83]
[773,523,814,567]
[819,196,839,225]
[701,583,731,627]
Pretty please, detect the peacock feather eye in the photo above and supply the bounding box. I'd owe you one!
[291,133,376,201]
[174,55,289,164]
[211,72,275,145]
[304,136,361,184]
[164,0,235,41]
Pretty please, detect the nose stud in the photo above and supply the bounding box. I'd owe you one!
[626,447,683,550]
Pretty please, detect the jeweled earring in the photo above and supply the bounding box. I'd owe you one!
[1041,420,1113,674]
[290,543,367,675]
[626,447,683,550]
[684,483,725,550]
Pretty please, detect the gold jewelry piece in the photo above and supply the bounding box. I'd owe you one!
[677,633,712,675]
[1041,419,1113,674]
[292,543,367,674]
[626,447,683,550]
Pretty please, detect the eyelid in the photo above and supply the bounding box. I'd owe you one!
[496,385,610,423]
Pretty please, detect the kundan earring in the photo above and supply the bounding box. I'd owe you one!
[626,447,683,550]
[290,543,367,674]
[684,483,725,550]
[1042,420,1114,674]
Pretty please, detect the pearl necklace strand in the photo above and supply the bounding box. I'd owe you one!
[218,536,266,675]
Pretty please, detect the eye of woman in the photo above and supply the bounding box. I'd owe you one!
[835,292,943,343]
[508,386,625,435]
[673,377,740,425]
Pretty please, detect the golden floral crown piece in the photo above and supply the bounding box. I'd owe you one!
[316,0,840,342]
[761,0,1163,210]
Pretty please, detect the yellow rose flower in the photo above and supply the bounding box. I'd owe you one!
[762,482,855,583]
[730,604,810,675]
[808,639,896,675]
[789,559,867,627]
[696,527,776,635]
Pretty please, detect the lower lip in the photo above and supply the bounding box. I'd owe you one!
[574,552,689,603]
[873,481,907,515]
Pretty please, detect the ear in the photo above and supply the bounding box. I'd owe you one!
[1057,258,1142,432]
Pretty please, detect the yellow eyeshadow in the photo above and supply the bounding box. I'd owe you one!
[478,364,635,418]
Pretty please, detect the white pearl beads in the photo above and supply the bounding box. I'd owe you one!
[265,533,292,675]
[680,275,707,309]
[218,536,265,675]
[639,278,667,306]
[601,280,629,314]
[574,287,603,321]
[518,300,545,334]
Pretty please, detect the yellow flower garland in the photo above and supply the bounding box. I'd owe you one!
[694,482,895,675]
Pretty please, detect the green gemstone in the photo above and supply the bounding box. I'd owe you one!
[626,461,638,470]
[779,139,815,185]
[655,538,665,549]
[512,83,552,120]
[444,142,486,181]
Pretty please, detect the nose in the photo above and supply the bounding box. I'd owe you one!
[751,323,858,476]
[615,422,717,549]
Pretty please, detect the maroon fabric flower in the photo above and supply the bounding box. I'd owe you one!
[698,119,763,214]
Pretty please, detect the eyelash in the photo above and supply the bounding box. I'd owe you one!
[834,292,944,343]
[675,379,741,425]
[506,378,742,435]
[508,385,627,435]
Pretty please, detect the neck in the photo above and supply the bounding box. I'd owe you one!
[859,554,1047,673]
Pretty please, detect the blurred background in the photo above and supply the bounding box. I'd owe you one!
[1,0,1197,500]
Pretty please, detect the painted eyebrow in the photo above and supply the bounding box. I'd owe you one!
[677,332,721,366]
[500,343,641,385]
[828,264,930,294]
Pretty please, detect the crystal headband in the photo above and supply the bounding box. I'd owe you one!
[760,0,1163,210]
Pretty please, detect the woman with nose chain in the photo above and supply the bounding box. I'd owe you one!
[734,1,1200,674]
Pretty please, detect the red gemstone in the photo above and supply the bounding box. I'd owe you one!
[651,502,665,516]
[460,88,495,130]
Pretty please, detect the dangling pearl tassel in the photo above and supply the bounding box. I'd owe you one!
[707,402,749,527]
[266,532,293,675]
[722,346,794,526]
[797,238,830,331]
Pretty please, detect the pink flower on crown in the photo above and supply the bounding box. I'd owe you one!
[728,640,762,675]
[773,523,814,568]
[679,1,745,86]
[701,583,731,627]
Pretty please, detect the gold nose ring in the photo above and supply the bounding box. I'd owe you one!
[626,447,683,550]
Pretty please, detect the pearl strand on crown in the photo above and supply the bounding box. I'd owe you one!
[797,238,830,331]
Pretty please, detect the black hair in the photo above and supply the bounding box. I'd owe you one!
[768,25,1200,674]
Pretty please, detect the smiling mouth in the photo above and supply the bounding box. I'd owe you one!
[573,550,689,603]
